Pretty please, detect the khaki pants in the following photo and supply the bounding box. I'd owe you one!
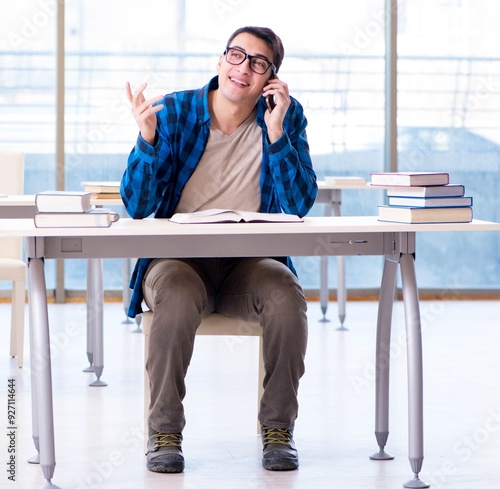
[143,257,308,434]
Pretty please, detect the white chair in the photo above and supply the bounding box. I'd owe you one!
[142,311,264,446]
[0,150,26,368]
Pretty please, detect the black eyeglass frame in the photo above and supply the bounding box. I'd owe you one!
[223,46,277,75]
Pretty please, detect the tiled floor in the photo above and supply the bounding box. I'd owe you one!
[1,299,500,488]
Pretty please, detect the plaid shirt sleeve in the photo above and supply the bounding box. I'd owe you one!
[260,96,318,217]
[120,88,206,219]
[119,134,166,218]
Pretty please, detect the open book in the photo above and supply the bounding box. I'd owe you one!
[169,209,303,224]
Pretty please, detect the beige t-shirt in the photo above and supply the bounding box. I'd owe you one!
[174,110,262,213]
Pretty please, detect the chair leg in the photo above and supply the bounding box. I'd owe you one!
[9,304,16,358]
[10,279,26,368]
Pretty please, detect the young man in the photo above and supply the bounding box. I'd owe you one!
[121,26,317,473]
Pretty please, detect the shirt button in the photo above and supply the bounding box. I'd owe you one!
[151,153,157,157]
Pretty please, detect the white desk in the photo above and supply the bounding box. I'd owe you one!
[2,189,358,385]
[315,180,380,327]
[1,186,374,332]
[0,189,400,334]
[1,216,499,489]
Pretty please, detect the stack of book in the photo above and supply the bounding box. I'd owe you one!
[34,190,120,228]
[81,181,121,200]
[370,172,473,223]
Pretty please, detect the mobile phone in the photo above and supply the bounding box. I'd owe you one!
[266,95,276,112]
[265,74,276,112]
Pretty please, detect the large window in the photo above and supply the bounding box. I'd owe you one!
[0,2,57,290]
[1,0,498,294]
[397,0,500,288]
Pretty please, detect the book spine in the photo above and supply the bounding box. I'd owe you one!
[387,196,473,207]
[33,211,119,227]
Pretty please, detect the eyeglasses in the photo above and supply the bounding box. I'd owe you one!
[224,47,276,75]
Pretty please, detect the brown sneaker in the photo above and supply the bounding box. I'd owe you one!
[146,428,184,473]
[261,426,299,471]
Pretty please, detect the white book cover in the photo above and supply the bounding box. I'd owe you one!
[34,208,120,228]
[35,191,94,213]
[387,195,473,207]
[378,205,472,223]
[370,172,450,187]
[386,184,465,198]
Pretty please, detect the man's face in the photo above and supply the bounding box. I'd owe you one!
[217,32,274,107]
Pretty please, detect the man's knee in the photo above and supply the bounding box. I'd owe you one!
[145,260,206,304]
[260,270,307,318]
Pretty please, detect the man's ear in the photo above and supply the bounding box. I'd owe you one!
[216,54,224,74]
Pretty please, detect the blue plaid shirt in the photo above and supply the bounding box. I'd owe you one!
[121,76,317,318]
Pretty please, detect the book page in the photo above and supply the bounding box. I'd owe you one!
[169,209,303,224]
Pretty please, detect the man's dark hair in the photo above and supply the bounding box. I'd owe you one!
[226,26,285,73]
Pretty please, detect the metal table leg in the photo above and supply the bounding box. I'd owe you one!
[82,259,94,372]
[332,190,347,329]
[122,256,134,324]
[370,256,398,460]
[319,189,347,328]
[319,201,331,323]
[27,282,40,465]
[400,253,429,488]
[27,254,61,488]
[89,258,107,387]
[319,254,330,322]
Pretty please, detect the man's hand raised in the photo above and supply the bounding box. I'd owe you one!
[262,75,290,143]
[126,82,164,145]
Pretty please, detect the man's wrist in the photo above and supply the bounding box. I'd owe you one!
[140,130,156,146]
[267,127,284,143]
